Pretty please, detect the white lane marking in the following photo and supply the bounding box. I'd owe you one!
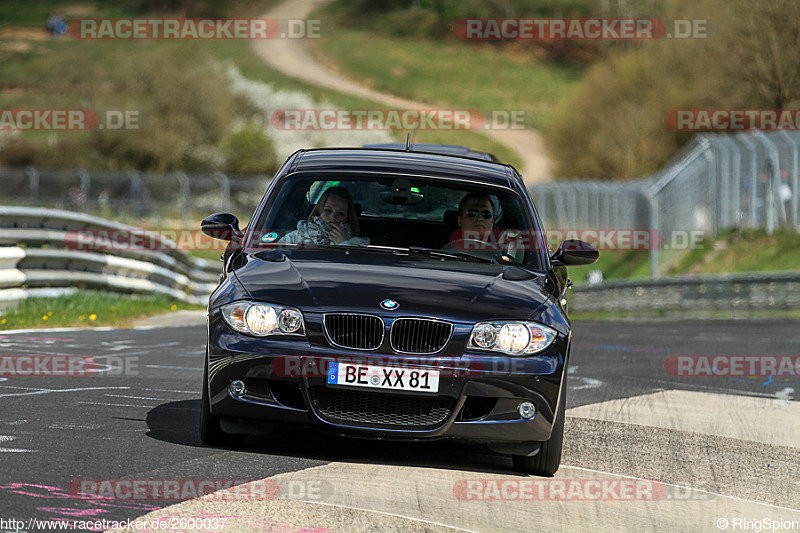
[772,460,800,468]
[79,402,155,408]
[99,340,182,352]
[0,435,35,453]
[775,387,795,405]
[631,376,799,401]
[0,327,86,334]
[104,394,175,401]
[48,423,101,430]
[571,377,604,390]
[1,324,203,334]
[144,365,202,371]
[276,500,475,533]
[563,465,800,514]
[0,386,130,399]
[0,348,98,357]
[141,388,197,394]
[568,365,578,374]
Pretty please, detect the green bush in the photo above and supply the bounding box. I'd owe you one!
[321,0,667,63]
[8,43,236,172]
[546,0,800,179]
[221,122,278,175]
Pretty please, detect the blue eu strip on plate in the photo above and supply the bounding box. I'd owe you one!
[327,362,339,384]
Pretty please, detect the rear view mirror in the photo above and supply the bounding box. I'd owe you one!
[201,212,242,242]
[380,177,424,205]
[551,239,599,266]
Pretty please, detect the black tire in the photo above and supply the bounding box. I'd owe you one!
[512,383,566,476]
[199,354,244,447]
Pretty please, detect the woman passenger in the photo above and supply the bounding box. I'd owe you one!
[279,186,369,246]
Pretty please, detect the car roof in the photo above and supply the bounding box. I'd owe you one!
[290,148,520,189]
[362,143,498,161]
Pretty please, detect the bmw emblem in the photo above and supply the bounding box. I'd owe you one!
[380,299,399,311]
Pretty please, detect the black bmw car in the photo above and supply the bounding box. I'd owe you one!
[199,145,597,476]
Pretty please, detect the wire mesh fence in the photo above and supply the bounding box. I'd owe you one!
[1,167,268,227]
[530,130,800,277]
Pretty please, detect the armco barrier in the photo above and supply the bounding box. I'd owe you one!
[572,272,800,314]
[0,207,220,307]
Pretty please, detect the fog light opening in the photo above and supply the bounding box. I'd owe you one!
[518,401,536,419]
[229,380,246,397]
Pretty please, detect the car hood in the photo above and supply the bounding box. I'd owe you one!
[232,249,551,322]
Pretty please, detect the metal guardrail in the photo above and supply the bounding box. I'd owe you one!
[571,272,800,314]
[0,207,220,307]
[530,130,800,278]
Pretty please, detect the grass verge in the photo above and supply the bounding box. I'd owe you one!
[0,290,203,330]
[666,229,800,276]
[568,229,800,287]
[305,25,583,131]
[570,309,800,322]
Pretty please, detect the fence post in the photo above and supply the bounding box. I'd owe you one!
[569,185,579,228]
[720,136,742,229]
[777,131,799,229]
[128,170,143,218]
[554,187,566,230]
[214,172,231,213]
[78,168,90,210]
[752,131,785,234]
[535,186,547,224]
[704,135,728,233]
[175,171,190,227]
[26,166,39,205]
[648,192,659,279]
[735,133,758,228]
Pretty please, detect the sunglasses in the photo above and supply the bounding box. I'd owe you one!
[465,209,494,220]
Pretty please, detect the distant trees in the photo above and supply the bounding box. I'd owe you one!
[547,0,800,179]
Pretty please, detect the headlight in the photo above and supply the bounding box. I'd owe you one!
[468,321,557,356]
[220,302,305,336]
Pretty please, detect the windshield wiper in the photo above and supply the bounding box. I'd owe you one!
[406,246,497,264]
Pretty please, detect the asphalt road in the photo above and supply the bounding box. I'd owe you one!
[0,320,798,531]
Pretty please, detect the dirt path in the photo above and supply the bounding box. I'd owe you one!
[251,0,553,184]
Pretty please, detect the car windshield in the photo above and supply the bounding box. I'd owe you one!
[247,173,545,268]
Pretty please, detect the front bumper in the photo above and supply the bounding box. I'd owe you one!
[206,311,568,444]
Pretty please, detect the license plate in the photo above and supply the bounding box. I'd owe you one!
[327,362,439,393]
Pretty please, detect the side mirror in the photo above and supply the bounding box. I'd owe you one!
[201,212,242,242]
[551,239,599,266]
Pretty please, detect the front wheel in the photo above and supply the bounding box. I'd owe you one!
[512,384,565,476]
[199,353,245,447]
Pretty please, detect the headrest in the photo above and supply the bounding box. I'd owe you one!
[443,209,459,227]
